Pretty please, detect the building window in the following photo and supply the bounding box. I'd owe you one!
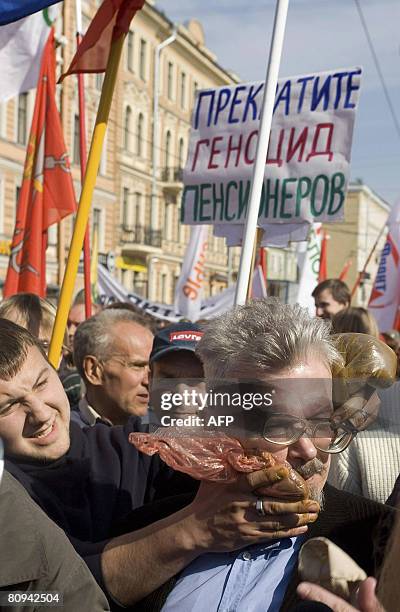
[134,192,142,225]
[95,73,103,91]
[122,187,130,227]
[136,113,144,157]
[127,31,134,72]
[193,80,199,104]
[139,38,146,80]
[167,62,173,100]
[161,272,168,303]
[165,130,171,168]
[93,207,104,250]
[165,202,173,241]
[124,106,132,151]
[73,114,80,165]
[16,185,21,204]
[17,93,28,145]
[178,137,185,169]
[180,72,186,108]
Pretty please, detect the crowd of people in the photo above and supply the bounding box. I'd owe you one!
[0,280,399,612]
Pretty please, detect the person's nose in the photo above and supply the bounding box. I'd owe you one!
[25,394,53,424]
[315,306,324,317]
[141,365,150,388]
[287,434,318,463]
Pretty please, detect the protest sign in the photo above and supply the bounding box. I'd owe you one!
[181,67,362,227]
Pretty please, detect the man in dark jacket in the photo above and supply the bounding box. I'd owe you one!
[0,440,109,612]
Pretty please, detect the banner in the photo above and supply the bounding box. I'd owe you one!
[369,202,399,331]
[296,224,322,315]
[174,225,208,321]
[181,67,362,228]
[98,264,266,322]
[0,7,57,101]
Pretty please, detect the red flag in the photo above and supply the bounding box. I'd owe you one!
[318,231,328,282]
[4,29,76,297]
[60,0,145,81]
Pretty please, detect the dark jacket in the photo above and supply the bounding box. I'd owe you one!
[0,471,109,612]
[5,419,197,601]
[132,484,394,612]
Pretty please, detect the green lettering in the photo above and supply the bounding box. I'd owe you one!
[295,177,312,217]
[199,183,212,221]
[280,178,296,219]
[310,174,329,216]
[328,172,345,215]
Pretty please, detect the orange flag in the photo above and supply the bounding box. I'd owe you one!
[60,0,145,80]
[4,29,76,297]
[318,231,328,283]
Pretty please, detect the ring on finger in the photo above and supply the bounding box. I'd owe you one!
[255,498,266,517]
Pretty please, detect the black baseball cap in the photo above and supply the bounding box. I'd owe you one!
[150,322,204,363]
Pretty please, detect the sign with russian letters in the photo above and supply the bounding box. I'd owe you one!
[181,67,362,226]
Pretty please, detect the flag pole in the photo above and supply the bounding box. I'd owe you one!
[351,221,386,298]
[75,0,92,319]
[48,33,125,367]
[234,0,289,306]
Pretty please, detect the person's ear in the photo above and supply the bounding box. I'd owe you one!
[83,355,103,386]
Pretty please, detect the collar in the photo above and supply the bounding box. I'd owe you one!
[79,397,112,427]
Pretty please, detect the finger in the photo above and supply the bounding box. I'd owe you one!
[253,512,318,530]
[252,525,309,539]
[248,498,320,515]
[297,582,358,612]
[357,578,384,612]
[246,466,290,490]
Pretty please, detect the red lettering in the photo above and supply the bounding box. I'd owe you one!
[306,123,334,162]
[208,136,223,169]
[191,139,210,172]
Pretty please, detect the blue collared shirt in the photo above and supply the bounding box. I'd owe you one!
[162,536,303,612]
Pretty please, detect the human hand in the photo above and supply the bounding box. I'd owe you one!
[297,577,385,612]
[184,474,319,554]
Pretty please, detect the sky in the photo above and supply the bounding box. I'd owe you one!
[155,0,400,207]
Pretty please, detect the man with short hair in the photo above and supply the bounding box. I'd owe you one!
[144,299,393,612]
[0,318,311,610]
[72,309,154,426]
[312,278,351,319]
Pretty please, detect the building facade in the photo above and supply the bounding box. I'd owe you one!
[0,0,242,303]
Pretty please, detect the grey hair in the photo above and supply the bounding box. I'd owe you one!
[196,298,342,380]
[73,309,152,381]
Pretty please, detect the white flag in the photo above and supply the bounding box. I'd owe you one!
[368,203,396,332]
[296,224,322,315]
[174,225,208,321]
[0,9,56,102]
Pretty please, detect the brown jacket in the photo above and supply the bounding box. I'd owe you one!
[0,471,110,612]
[133,484,394,611]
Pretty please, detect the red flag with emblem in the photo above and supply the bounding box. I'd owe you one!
[60,0,145,81]
[4,29,76,297]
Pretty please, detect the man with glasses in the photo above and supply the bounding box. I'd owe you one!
[150,298,393,612]
[72,309,154,426]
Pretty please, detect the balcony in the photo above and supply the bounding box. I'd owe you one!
[160,166,183,195]
[120,224,162,255]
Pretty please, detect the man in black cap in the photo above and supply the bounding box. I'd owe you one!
[147,322,205,424]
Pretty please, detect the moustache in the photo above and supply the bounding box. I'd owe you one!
[295,458,325,479]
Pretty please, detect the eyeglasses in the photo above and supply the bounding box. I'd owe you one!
[102,356,150,372]
[262,413,357,454]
